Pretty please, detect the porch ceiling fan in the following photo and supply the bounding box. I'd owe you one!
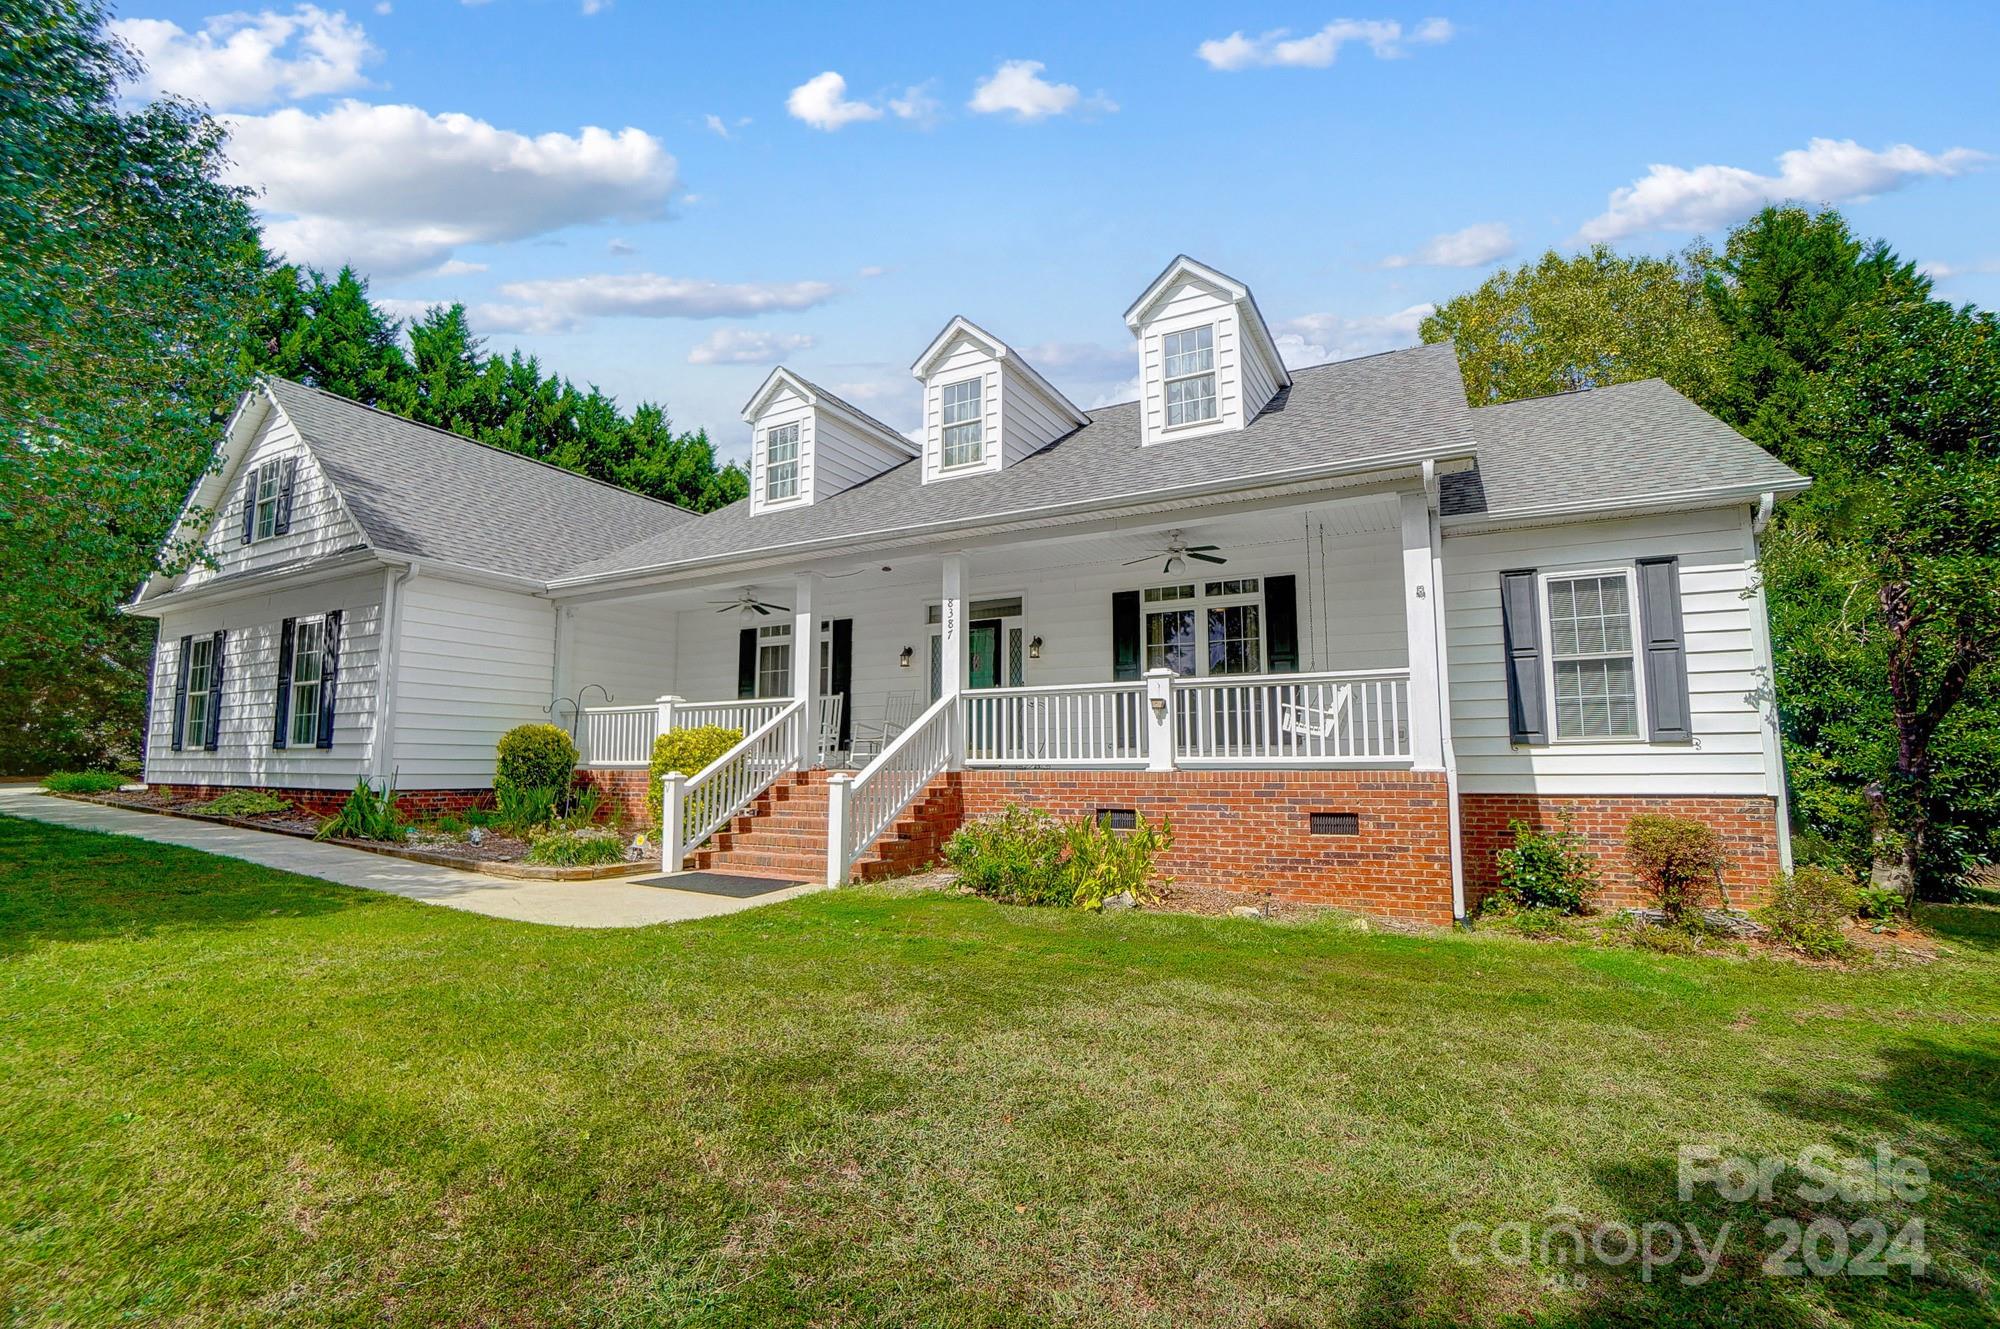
[1124,531,1226,575]
[709,588,789,618]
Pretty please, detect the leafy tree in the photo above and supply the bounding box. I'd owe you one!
[0,0,263,772]
[1420,244,1731,406]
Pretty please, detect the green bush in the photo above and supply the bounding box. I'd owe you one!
[1761,866,1860,959]
[494,723,578,796]
[1488,814,1600,914]
[43,771,125,793]
[645,725,743,826]
[944,805,1172,909]
[191,790,292,818]
[317,778,404,842]
[492,783,559,837]
[1479,896,1580,939]
[525,827,628,867]
[1625,814,1730,924]
[1853,884,1905,922]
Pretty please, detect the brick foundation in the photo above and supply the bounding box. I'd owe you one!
[955,768,1456,924]
[150,783,492,819]
[577,768,652,827]
[1459,794,1784,912]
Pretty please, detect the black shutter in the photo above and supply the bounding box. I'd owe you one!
[272,617,296,748]
[240,464,259,544]
[1636,557,1692,742]
[830,618,853,749]
[1499,570,1546,745]
[172,635,192,751]
[1111,591,1141,681]
[274,458,298,535]
[203,630,225,750]
[316,610,341,749]
[1265,574,1300,673]
[737,628,758,698]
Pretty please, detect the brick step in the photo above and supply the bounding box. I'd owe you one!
[698,854,821,876]
[711,830,826,853]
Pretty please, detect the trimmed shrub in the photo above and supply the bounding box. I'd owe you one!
[191,790,292,818]
[525,827,628,867]
[1762,866,1860,959]
[1488,814,1600,914]
[317,778,404,842]
[1625,815,1730,924]
[494,724,578,796]
[645,725,743,826]
[944,805,1172,909]
[43,771,125,794]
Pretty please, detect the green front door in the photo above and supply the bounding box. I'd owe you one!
[968,620,1001,689]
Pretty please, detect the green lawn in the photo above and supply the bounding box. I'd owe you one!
[2,815,1995,1327]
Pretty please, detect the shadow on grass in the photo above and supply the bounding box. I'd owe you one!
[1921,899,2000,955]
[0,814,371,958]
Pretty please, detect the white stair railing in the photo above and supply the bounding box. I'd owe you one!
[660,699,804,872]
[826,693,955,886]
[962,682,1148,766]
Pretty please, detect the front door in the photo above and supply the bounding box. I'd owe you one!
[968,619,1002,689]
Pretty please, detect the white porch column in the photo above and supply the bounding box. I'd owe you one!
[939,553,967,769]
[1399,487,1446,770]
[791,571,818,768]
[655,694,681,741]
[1144,668,1177,771]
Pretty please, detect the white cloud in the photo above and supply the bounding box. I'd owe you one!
[1380,221,1514,269]
[222,100,675,276]
[373,1,391,13]
[1579,137,1989,242]
[1919,258,2000,282]
[607,237,637,256]
[888,82,943,126]
[857,264,888,279]
[112,4,378,109]
[703,113,730,138]
[787,71,883,131]
[1271,305,1433,368]
[1020,340,1136,393]
[495,272,838,323]
[1198,17,1452,71]
[581,0,610,12]
[432,258,487,276]
[968,60,1114,120]
[687,328,817,365]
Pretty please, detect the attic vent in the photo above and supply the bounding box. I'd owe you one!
[1096,808,1138,831]
[1309,812,1360,836]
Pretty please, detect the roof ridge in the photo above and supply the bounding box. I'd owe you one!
[1471,376,1671,411]
[263,376,701,517]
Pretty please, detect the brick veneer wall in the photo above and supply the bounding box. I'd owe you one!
[578,768,652,828]
[1459,794,1784,912]
[955,769,1456,924]
[151,783,492,819]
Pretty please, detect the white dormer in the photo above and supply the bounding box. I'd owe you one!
[1122,255,1291,446]
[910,317,1087,483]
[741,368,917,515]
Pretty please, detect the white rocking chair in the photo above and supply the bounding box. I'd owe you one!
[1276,685,1353,742]
[813,694,845,768]
[848,690,920,765]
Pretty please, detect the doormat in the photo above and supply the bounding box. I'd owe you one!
[630,871,804,898]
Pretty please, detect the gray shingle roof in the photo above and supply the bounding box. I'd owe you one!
[263,377,695,581]
[559,342,1477,583]
[1443,378,1808,520]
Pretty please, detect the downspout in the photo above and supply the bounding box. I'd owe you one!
[1424,460,1467,923]
[371,559,418,782]
[1747,492,1794,871]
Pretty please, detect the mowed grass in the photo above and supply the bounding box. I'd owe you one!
[1,815,1996,1328]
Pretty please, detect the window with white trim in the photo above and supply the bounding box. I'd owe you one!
[1162,325,1217,427]
[289,617,325,747]
[252,463,281,541]
[182,636,215,748]
[755,624,791,698]
[1547,572,1640,740]
[764,422,800,501]
[940,378,983,468]
[1142,578,1262,676]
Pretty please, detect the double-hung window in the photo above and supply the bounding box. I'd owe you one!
[252,463,281,540]
[1163,325,1217,427]
[1143,578,1262,675]
[182,636,215,748]
[1547,572,1641,740]
[940,378,983,468]
[288,618,326,748]
[764,422,800,502]
[756,624,791,698]
[1143,584,1198,676]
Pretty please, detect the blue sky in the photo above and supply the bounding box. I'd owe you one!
[117,0,2000,459]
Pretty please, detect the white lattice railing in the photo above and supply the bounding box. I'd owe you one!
[661,699,803,872]
[581,705,658,767]
[1173,670,1410,764]
[827,693,955,885]
[962,682,1147,767]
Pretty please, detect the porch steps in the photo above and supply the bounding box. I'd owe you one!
[685,770,966,883]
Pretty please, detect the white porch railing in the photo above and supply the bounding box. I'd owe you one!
[962,682,1148,767]
[660,699,804,872]
[676,697,789,733]
[827,693,955,885]
[1173,670,1410,765]
[580,704,657,767]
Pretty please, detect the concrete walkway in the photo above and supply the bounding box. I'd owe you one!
[0,788,819,928]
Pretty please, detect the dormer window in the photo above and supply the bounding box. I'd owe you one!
[764,422,800,502]
[1163,325,1217,428]
[941,379,983,468]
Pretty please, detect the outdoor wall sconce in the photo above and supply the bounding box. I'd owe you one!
[1028,635,1043,659]
[898,646,914,668]
[1149,694,1168,716]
